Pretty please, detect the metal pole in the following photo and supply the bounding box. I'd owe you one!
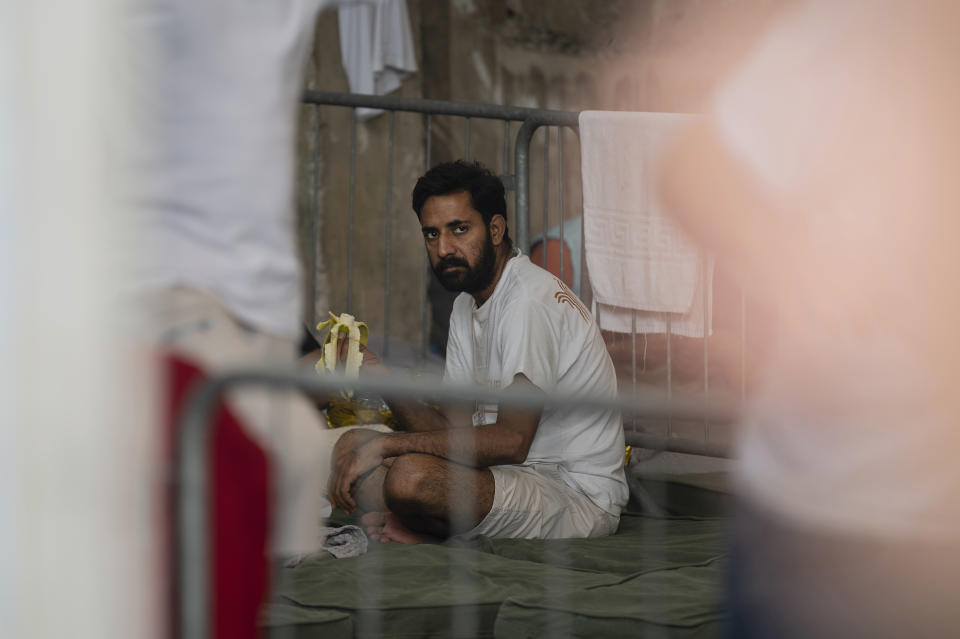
[177,387,218,639]
[702,254,709,439]
[666,315,673,436]
[179,369,739,431]
[310,105,320,332]
[512,114,578,275]
[464,117,471,161]
[631,310,637,430]
[624,431,731,459]
[575,127,588,308]
[347,110,357,315]
[304,89,576,124]
[502,120,510,175]
[514,119,541,256]
[383,111,395,360]
[741,284,747,404]
[558,129,565,283]
[542,127,550,266]
[420,115,432,361]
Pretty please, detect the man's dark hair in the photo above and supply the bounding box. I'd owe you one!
[411,160,512,248]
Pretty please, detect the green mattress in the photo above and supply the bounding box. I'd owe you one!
[262,473,730,638]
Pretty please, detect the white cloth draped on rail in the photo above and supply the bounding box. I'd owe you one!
[579,110,713,338]
[338,0,418,121]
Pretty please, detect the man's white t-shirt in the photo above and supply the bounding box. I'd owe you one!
[444,252,629,516]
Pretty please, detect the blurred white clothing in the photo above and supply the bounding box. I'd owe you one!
[129,0,359,339]
[151,287,386,554]
[338,0,417,120]
[713,0,960,540]
[126,0,375,552]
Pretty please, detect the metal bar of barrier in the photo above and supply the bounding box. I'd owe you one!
[703,251,709,438]
[304,90,575,123]
[383,111,395,360]
[464,116,471,161]
[558,129,564,283]
[420,115,432,361]
[182,369,739,444]
[623,431,731,459]
[347,110,357,314]
[631,310,637,430]
[310,105,320,332]
[502,120,510,175]
[666,315,673,436]
[576,126,588,307]
[178,386,215,639]
[741,284,747,404]
[426,112,433,169]
[542,127,549,266]
[514,113,578,254]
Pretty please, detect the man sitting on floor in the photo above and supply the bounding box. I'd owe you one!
[326,160,628,543]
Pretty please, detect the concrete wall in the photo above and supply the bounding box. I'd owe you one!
[296,0,788,360]
[297,5,428,357]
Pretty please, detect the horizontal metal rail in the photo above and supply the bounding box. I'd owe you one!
[624,431,730,459]
[300,91,579,253]
[303,90,578,124]
[185,367,738,427]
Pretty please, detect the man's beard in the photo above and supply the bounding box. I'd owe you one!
[432,231,497,293]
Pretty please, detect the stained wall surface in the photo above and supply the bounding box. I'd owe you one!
[297,0,786,360]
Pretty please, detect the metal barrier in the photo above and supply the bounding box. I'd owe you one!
[177,367,736,639]
[299,91,746,447]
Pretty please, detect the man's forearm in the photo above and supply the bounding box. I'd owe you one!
[378,423,529,467]
[386,397,452,432]
[356,354,453,432]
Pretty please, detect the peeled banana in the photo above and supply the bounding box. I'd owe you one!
[315,312,397,429]
[315,312,369,387]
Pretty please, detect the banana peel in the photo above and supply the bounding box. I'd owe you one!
[315,312,397,429]
[315,312,368,386]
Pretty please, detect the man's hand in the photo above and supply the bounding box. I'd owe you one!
[328,428,389,513]
[335,333,387,376]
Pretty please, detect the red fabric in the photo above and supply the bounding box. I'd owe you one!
[164,354,271,639]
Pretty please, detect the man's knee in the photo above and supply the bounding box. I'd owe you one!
[382,453,441,512]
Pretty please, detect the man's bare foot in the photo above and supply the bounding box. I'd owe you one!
[360,511,440,544]
[360,511,387,541]
[380,512,441,544]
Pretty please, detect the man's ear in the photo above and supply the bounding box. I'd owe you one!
[489,214,507,246]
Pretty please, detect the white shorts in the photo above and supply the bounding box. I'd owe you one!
[465,463,620,540]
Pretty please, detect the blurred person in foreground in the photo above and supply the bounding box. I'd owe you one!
[325,161,629,543]
[659,1,960,636]
[127,0,370,556]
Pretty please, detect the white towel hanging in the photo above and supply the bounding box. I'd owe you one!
[579,110,713,337]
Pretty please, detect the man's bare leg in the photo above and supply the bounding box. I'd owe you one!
[380,453,495,541]
[356,470,437,543]
[349,452,494,544]
[353,463,390,540]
